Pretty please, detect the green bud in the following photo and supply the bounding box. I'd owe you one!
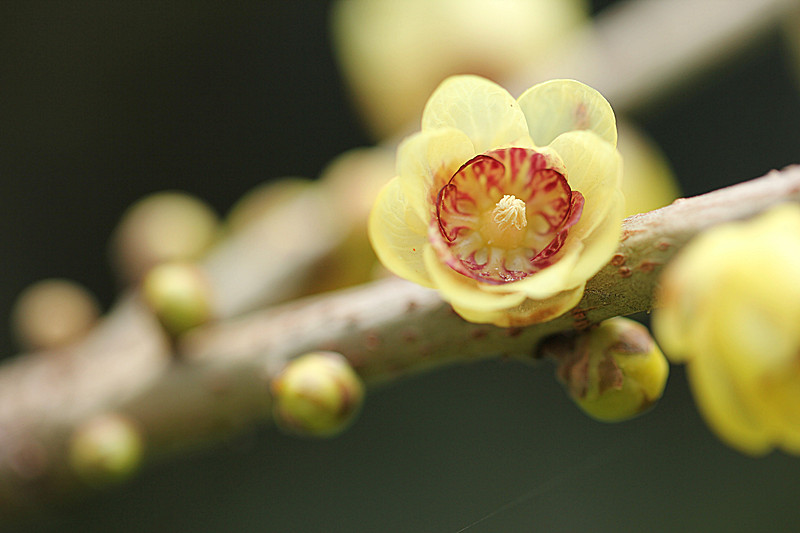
[69,414,144,486]
[271,351,365,438]
[141,261,214,336]
[556,317,669,422]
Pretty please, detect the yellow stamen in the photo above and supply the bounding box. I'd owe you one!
[482,194,528,248]
[492,195,527,231]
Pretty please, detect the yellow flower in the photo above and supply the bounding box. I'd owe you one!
[616,121,680,217]
[330,0,588,139]
[653,203,800,455]
[369,75,624,326]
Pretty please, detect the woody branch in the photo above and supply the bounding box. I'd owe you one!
[0,167,799,513]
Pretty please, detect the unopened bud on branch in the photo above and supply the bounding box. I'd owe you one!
[271,351,365,438]
[69,413,144,486]
[141,261,214,336]
[556,317,669,422]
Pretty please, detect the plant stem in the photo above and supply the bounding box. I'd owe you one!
[0,166,798,514]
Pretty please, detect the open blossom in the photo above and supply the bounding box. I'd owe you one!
[653,203,800,455]
[369,75,624,326]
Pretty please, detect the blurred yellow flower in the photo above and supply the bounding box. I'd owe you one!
[331,0,588,139]
[653,203,800,455]
[369,75,624,326]
[616,121,680,217]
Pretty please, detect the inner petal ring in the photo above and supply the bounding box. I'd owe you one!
[434,147,584,284]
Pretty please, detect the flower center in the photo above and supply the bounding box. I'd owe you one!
[433,147,584,284]
[485,194,527,248]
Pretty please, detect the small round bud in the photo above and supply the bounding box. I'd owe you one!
[69,413,144,486]
[271,351,365,438]
[110,191,219,283]
[141,261,214,336]
[11,279,100,350]
[555,317,669,422]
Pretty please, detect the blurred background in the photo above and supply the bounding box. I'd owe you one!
[1,0,800,531]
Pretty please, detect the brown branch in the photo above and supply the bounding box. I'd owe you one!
[0,166,798,514]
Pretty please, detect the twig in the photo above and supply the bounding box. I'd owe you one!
[0,166,798,514]
[506,0,798,113]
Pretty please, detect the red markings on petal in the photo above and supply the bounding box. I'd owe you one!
[432,147,583,284]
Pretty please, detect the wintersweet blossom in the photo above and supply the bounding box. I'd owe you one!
[330,0,587,138]
[616,121,679,217]
[369,75,624,326]
[653,203,800,455]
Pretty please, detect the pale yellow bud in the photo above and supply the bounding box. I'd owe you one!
[110,191,219,283]
[11,278,100,350]
[69,414,143,486]
[271,351,365,438]
[141,261,214,336]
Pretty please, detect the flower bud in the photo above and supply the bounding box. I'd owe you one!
[110,191,219,283]
[69,413,144,486]
[555,317,669,422]
[141,261,214,336]
[11,278,100,350]
[653,203,800,455]
[271,351,365,438]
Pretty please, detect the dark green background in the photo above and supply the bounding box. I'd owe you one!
[2,1,800,531]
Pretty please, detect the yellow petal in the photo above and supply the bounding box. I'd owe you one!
[750,375,800,454]
[480,239,583,299]
[517,79,617,147]
[453,287,583,327]
[396,127,476,221]
[653,228,734,362]
[564,190,625,288]
[422,75,528,154]
[368,177,432,287]
[687,351,772,455]
[549,130,623,238]
[422,246,526,312]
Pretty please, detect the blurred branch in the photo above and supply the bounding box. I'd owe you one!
[507,0,798,113]
[1,166,799,514]
[205,185,349,319]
